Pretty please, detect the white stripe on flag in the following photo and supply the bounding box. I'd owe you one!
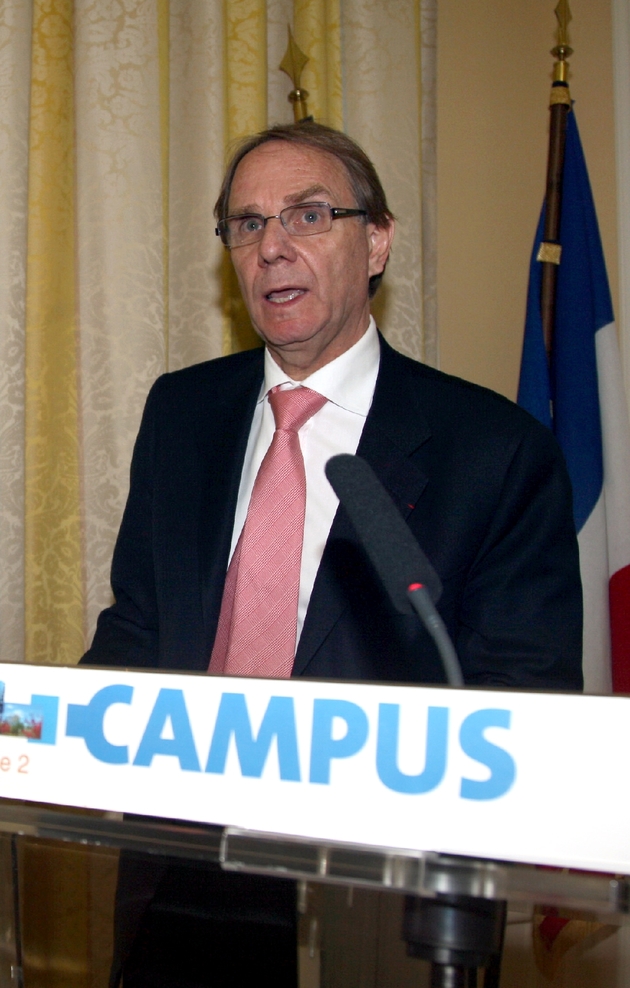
[579,321,630,694]
[596,322,630,580]
[578,494,612,695]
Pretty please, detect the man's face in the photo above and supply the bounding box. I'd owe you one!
[227,142,394,379]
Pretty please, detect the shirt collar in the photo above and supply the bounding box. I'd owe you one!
[260,316,380,416]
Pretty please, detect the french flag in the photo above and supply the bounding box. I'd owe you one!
[518,109,630,695]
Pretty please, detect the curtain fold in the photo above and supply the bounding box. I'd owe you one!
[168,0,225,371]
[74,0,167,646]
[24,0,83,665]
[0,0,436,667]
[0,0,31,663]
[222,0,268,353]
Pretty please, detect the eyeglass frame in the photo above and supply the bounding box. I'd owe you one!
[215,201,368,249]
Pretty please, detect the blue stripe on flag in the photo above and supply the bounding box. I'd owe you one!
[518,110,611,532]
[518,210,552,429]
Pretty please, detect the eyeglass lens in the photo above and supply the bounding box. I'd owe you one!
[224,202,333,247]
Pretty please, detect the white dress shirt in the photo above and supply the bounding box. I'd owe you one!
[229,317,381,646]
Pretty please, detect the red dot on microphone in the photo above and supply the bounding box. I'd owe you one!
[408,583,425,592]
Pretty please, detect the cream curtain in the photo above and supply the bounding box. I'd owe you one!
[0,0,437,669]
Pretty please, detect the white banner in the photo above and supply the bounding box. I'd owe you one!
[0,662,628,875]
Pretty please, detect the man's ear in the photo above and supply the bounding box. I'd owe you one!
[367,220,395,278]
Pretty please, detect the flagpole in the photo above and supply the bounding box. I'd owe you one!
[538,0,573,359]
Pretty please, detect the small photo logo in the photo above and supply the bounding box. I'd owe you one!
[0,704,44,740]
[0,685,61,746]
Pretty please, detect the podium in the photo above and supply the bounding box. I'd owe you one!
[1,661,630,985]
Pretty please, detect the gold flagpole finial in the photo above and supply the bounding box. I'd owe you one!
[279,26,311,122]
[551,0,573,85]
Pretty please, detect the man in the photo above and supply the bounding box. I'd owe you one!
[83,122,582,986]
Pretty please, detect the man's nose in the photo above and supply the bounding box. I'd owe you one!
[257,217,297,262]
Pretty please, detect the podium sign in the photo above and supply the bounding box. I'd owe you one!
[0,662,628,875]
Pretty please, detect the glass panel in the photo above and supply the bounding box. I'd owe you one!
[0,834,19,987]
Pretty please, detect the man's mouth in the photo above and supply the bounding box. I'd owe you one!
[265,289,306,304]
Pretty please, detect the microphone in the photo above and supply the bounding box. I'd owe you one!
[324,453,464,688]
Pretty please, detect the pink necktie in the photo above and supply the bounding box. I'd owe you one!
[209,386,328,678]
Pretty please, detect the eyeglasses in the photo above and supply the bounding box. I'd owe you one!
[216,201,368,249]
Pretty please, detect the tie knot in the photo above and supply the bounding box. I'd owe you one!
[268,386,327,433]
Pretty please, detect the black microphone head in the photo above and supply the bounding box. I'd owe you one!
[325,453,443,614]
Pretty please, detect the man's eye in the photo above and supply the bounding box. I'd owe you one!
[236,216,263,234]
[300,207,325,225]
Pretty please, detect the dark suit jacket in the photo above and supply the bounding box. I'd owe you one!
[83,335,582,690]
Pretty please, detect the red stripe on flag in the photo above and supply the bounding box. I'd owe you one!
[611,564,630,693]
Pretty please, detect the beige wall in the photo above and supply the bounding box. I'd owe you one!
[437,0,618,399]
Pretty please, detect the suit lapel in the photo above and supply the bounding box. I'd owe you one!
[197,351,264,648]
[293,337,431,675]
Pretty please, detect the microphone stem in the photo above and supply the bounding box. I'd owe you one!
[407,586,464,688]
